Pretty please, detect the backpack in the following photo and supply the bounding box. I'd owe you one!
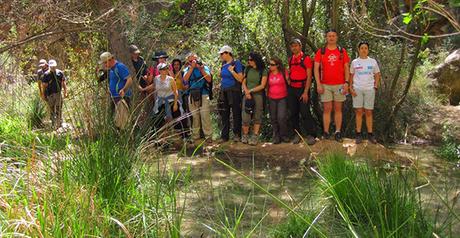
[288,52,309,87]
[228,60,243,91]
[114,99,129,129]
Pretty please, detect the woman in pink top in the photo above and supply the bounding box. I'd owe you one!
[267,57,290,144]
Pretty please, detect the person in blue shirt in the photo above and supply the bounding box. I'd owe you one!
[218,45,244,142]
[183,53,213,142]
[99,52,133,113]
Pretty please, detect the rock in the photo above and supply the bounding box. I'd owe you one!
[429,49,460,105]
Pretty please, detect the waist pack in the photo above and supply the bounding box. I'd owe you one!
[244,97,255,114]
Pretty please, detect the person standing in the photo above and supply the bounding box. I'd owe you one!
[267,57,290,144]
[218,45,244,142]
[37,59,49,100]
[183,53,213,141]
[99,52,133,114]
[314,29,351,142]
[42,59,67,129]
[241,52,267,146]
[288,38,317,145]
[350,41,381,144]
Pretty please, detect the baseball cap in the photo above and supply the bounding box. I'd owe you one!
[218,45,233,54]
[290,38,302,45]
[157,63,169,70]
[129,45,141,54]
[48,59,57,67]
[38,59,47,67]
[99,52,113,63]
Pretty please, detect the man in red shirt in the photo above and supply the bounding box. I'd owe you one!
[288,38,317,145]
[314,29,350,142]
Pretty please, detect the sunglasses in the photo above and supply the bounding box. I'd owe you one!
[220,52,228,56]
[248,58,254,61]
[269,63,278,66]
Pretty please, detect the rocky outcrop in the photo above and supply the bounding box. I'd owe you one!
[429,49,460,105]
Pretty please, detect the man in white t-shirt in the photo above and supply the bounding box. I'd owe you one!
[350,42,381,144]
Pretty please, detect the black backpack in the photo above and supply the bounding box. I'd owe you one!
[226,60,244,91]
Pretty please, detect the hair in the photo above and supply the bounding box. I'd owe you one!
[172,59,182,74]
[325,28,338,35]
[358,41,369,49]
[249,52,265,72]
[269,57,286,76]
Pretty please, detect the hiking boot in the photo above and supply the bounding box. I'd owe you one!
[356,133,363,144]
[368,134,377,144]
[272,136,281,144]
[241,134,249,144]
[322,132,330,140]
[306,135,316,145]
[249,134,258,146]
[292,135,301,144]
[233,135,241,143]
[335,132,343,143]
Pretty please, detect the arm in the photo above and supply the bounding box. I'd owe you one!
[300,68,312,102]
[171,78,179,111]
[62,78,68,97]
[252,76,267,93]
[119,76,133,97]
[343,63,350,94]
[199,66,212,83]
[183,66,193,82]
[314,62,323,94]
[374,72,381,89]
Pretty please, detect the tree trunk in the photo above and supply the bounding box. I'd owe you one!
[281,0,292,59]
[384,38,423,141]
[388,40,407,100]
[331,0,339,30]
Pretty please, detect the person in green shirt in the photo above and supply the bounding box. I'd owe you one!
[242,52,268,145]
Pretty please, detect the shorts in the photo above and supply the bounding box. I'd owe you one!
[352,88,375,110]
[320,84,346,102]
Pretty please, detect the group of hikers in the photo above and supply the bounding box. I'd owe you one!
[37,29,381,145]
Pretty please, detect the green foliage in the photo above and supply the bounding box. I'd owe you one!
[436,124,460,162]
[26,94,46,129]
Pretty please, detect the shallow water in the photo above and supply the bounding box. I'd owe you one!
[154,143,460,237]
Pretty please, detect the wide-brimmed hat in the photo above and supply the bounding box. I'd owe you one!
[152,51,169,60]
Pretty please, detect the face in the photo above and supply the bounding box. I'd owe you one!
[326,31,338,45]
[160,68,168,76]
[50,66,56,72]
[188,55,197,63]
[269,61,278,72]
[290,43,301,54]
[358,44,369,57]
[173,61,181,71]
[131,52,139,59]
[220,52,230,61]
[103,58,114,69]
[41,65,48,70]
[248,56,255,68]
[159,57,167,63]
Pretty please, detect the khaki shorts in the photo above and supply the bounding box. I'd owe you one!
[352,88,375,110]
[320,84,346,102]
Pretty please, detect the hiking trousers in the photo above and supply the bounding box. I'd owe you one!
[287,86,317,137]
[218,89,242,140]
[46,93,63,129]
[269,97,289,140]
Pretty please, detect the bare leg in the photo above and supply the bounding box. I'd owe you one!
[333,101,343,132]
[323,102,332,133]
[355,108,364,133]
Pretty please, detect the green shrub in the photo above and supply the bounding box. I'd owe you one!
[436,125,460,162]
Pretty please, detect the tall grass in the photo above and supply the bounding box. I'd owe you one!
[315,153,435,237]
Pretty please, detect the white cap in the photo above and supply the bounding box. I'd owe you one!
[157,63,169,71]
[99,52,114,63]
[48,59,57,67]
[218,45,233,54]
[38,59,47,67]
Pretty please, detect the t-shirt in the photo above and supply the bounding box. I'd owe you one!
[314,47,350,85]
[220,60,243,89]
[132,56,148,87]
[173,72,185,91]
[183,65,212,95]
[289,52,312,88]
[109,61,132,98]
[245,68,268,90]
[42,69,66,96]
[268,72,288,100]
[350,57,380,90]
[155,75,175,98]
